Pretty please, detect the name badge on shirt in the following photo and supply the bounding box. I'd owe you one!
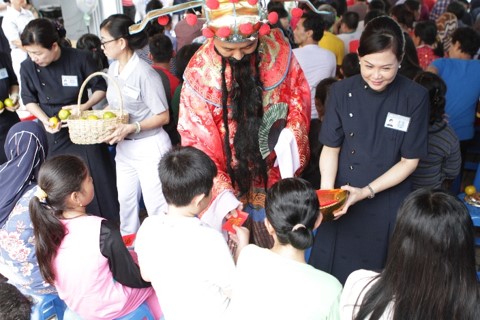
[0,68,8,80]
[61,75,78,87]
[122,84,140,100]
[384,112,410,132]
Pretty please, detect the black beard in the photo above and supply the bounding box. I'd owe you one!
[221,53,267,196]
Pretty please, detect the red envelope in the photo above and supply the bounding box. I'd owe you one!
[222,210,249,234]
[122,234,136,247]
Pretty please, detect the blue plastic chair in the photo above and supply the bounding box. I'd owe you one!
[31,294,66,320]
[115,302,155,320]
[64,302,154,320]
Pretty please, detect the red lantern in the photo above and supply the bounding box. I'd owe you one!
[247,0,258,5]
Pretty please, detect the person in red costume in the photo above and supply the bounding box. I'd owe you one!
[177,0,312,248]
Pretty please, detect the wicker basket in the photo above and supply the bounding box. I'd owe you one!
[68,71,129,144]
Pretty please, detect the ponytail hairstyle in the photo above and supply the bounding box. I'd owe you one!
[76,33,109,70]
[414,71,447,125]
[265,178,320,250]
[100,14,148,51]
[29,155,89,285]
[21,18,70,49]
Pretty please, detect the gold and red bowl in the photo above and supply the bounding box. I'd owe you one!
[316,189,348,221]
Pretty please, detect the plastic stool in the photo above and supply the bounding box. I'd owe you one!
[115,302,155,320]
[31,294,66,320]
[64,302,154,320]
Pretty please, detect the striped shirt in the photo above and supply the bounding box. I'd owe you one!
[411,121,461,189]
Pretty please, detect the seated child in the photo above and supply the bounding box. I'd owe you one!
[0,282,32,320]
[411,71,460,190]
[340,188,480,319]
[135,146,250,320]
[228,178,342,319]
[29,155,161,319]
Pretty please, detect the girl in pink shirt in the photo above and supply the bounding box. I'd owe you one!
[29,155,162,320]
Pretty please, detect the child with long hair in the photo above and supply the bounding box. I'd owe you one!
[29,155,161,319]
[340,188,480,319]
[229,178,342,319]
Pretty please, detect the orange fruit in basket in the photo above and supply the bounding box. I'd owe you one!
[465,185,476,196]
[316,189,348,221]
[103,111,116,119]
[87,115,99,120]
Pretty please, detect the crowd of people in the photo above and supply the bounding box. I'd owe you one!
[0,0,479,319]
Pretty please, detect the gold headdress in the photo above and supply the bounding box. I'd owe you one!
[129,0,333,43]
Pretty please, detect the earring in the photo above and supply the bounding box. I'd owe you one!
[399,65,402,69]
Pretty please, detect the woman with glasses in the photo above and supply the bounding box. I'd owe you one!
[19,18,120,224]
[100,14,171,236]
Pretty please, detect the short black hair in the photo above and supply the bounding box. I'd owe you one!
[341,11,360,31]
[447,1,466,20]
[159,146,217,206]
[149,33,173,63]
[146,0,163,13]
[301,11,325,42]
[174,42,202,79]
[369,0,386,12]
[0,283,32,320]
[451,27,480,57]
[342,52,360,77]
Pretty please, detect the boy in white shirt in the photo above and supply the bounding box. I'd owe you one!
[135,146,249,320]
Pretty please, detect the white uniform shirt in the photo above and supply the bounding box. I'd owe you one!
[228,244,342,320]
[107,52,169,139]
[136,214,235,320]
[293,44,336,119]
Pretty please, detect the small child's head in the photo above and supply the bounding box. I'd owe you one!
[341,52,360,78]
[386,188,476,282]
[159,146,217,211]
[315,77,338,121]
[414,71,446,125]
[0,283,32,320]
[413,20,438,46]
[340,12,360,33]
[76,33,109,70]
[265,178,320,250]
[32,155,92,214]
[149,33,174,63]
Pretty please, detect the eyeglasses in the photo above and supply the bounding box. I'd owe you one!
[101,38,119,47]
